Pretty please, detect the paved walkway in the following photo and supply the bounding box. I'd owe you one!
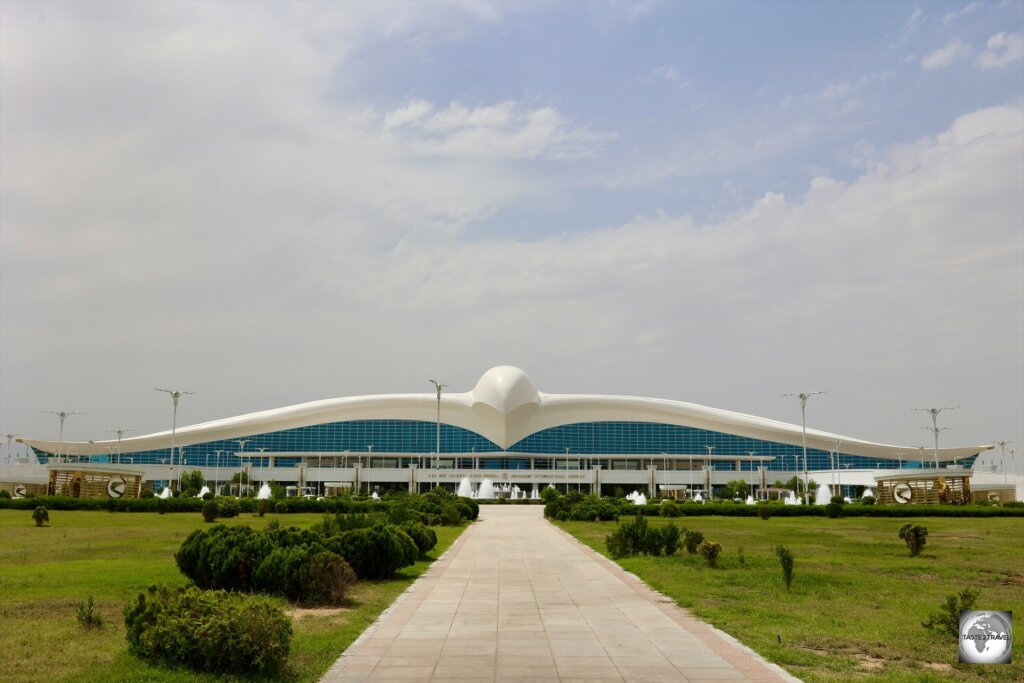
[322,506,797,682]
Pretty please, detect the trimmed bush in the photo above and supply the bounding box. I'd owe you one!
[605,514,650,559]
[661,522,681,556]
[256,499,270,517]
[825,502,842,518]
[400,521,438,558]
[660,499,682,517]
[274,502,288,514]
[861,495,876,505]
[776,545,794,591]
[32,506,49,527]
[898,523,929,556]
[0,489,11,499]
[331,525,418,579]
[202,500,218,523]
[297,552,357,606]
[540,486,560,503]
[698,540,722,568]
[124,585,291,674]
[758,505,773,520]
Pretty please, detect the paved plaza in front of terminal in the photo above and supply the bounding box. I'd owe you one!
[322,505,797,682]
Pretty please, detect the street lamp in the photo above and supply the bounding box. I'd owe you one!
[428,379,448,480]
[912,406,957,469]
[42,410,83,460]
[106,428,132,464]
[993,440,1014,485]
[3,433,22,465]
[236,439,248,496]
[783,391,827,504]
[704,446,714,497]
[214,450,224,496]
[832,440,844,491]
[155,389,195,488]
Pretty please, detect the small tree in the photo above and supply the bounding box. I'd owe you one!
[32,506,49,527]
[923,588,979,637]
[256,499,271,517]
[776,545,794,591]
[540,486,560,503]
[202,500,218,523]
[75,595,104,629]
[899,523,929,556]
[683,529,705,554]
[697,540,722,568]
[716,480,750,500]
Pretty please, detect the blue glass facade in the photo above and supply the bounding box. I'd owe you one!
[32,419,976,472]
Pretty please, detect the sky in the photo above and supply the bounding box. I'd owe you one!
[1,1,1022,468]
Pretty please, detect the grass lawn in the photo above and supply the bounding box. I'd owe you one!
[557,514,1024,683]
[0,509,465,682]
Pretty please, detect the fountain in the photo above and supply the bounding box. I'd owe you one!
[863,488,874,499]
[256,483,272,500]
[371,491,380,501]
[815,484,832,505]
[195,485,210,498]
[784,490,800,505]
[531,487,540,500]
[693,492,703,503]
[457,477,473,498]
[745,495,756,505]
[477,478,495,499]
[158,487,172,499]
[625,490,647,506]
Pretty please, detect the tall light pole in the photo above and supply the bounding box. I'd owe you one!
[236,439,248,495]
[704,445,714,497]
[3,433,22,465]
[106,428,132,465]
[913,406,957,469]
[783,391,826,504]
[832,440,844,491]
[993,440,1014,485]
[42,410,83,460]
[428,379,448,482]
[155,389,195,488]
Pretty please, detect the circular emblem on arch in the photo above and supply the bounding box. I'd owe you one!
[107,476,126,499]
[893,483,912,504]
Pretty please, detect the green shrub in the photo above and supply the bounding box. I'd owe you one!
[274,502,288,514]
[776,545,794,591]
[217,499,240,518]
[698,540,722,568]
[75,595,103,629]
[0,489,11,499]
[660,499,681,517]
[540,486,560,503]
[32,506,49,527]
[898,523,929,556]
[297,552,357,606]
[201,500,218,523]
[758,504,773,520]
[124,585,291,674]
[683,529,705,554]
[332,525,417,579]
[1004,500,1024,508]
[256,499,270,517]
[737,545,745,568]
[140,490,155,499]
[825,502,842,518]
[156,498,168,515]
[605,514,650,558]
[922,588,979,637]
[661,522,681,555]
[400,521,438,558]
[861,495,876,505]
[202,491,214,501]
[830,495,846,505]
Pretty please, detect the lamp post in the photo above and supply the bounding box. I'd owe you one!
[831,440,844,492]
[912,406,957,469]
[106,428,132,465]
[746,451,756,499]
[993,440,1014,485]
[236,439,248,496]
[3,433,22,465]
[428,379,448,485]
[214,450,223,496]
[704,446,713,497]
[155,389,195,489]
[42,410,83,460]
[783,391,827,504]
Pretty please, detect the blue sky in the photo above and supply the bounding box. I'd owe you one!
[1,1,1022,465]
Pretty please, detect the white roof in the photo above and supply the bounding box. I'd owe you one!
[21,365,991,462]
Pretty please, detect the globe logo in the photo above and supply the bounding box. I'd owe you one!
[959,610,1012,664]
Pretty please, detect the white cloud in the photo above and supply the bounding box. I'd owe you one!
[976,31,1024,69]
[820,71,895,101]
[379,99,612,160]
[921,38,973,69]
[943,1,980,26]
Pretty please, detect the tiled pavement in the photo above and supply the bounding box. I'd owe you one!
[322,505,799,682]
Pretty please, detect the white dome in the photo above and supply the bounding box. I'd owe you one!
[471,366,540,413]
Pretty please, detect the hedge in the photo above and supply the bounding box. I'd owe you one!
[0,495,388,514]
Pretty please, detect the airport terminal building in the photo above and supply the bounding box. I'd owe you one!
[16,366,992,498]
